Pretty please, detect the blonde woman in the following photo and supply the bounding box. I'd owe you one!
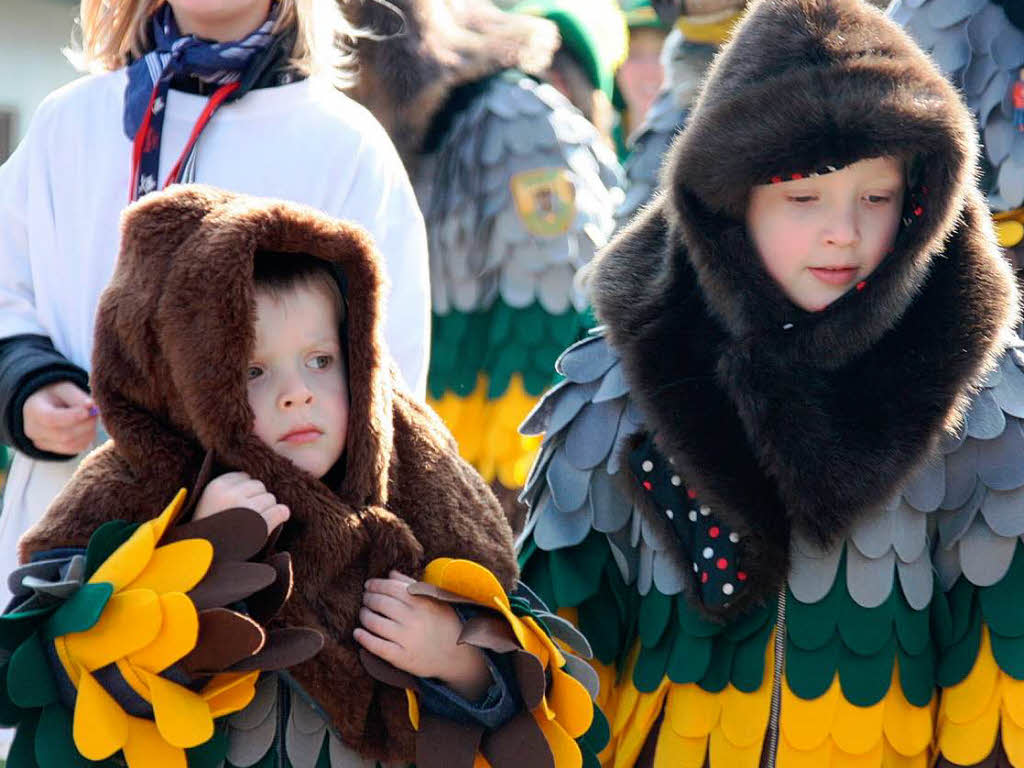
[0,0,430,606]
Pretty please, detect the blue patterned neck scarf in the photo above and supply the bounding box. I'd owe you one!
[124,3,285,199]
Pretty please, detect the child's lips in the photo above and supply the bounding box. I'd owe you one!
[280,426,323,444]
[808,266,859,286]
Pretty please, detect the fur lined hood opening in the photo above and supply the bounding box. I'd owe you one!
[19,185,516,760]
[590,0,1019,609]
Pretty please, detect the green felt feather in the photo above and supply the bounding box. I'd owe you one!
[34,703,88,768]
[8,633,57,709]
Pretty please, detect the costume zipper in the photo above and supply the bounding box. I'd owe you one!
[762,587,787,768]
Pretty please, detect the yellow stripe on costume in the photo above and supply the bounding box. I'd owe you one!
[627,630,775,768]
[779,662,934,766]
[937,626,1024,765]
[428,374,543,488]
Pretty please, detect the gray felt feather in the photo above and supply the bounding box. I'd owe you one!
[417,75,623,319]
[891,0,1024,210]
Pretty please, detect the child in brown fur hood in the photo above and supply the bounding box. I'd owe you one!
[12,185,543,765]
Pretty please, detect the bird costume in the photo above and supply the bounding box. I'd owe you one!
[517,0,1022,765]
[344,0,624,518]
[615,0,746,226]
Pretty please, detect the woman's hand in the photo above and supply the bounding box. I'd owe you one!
[193,471,290,534]
[22,381,98,455]
[355,571,491,701]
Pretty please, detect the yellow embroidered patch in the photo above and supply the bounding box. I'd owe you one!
[510,168,577,237]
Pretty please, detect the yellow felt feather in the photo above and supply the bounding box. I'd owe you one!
[64,589,162,671]
[73,669,129,760]
[780,676,838,751]
[122,715,187,768]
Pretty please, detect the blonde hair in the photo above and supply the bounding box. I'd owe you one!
[69,0,356,86]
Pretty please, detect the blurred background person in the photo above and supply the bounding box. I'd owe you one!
[343,0,623,530]
[511,0,629,147]
[612,0,671,159]
[616,0,747,225]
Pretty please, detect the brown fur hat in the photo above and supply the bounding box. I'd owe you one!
[19,185,517,760]
[343,0,559,168]
[589,0,1019,610]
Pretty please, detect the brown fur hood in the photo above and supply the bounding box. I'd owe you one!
[591,0,1019,606]
[343,0,559,167]
[19,185,517,760]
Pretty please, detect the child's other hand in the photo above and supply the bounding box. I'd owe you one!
[193,471,290,535]
[355,571,491,701]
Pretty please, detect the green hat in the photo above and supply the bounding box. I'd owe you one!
[619,0,668,28]
[512,0,629,99]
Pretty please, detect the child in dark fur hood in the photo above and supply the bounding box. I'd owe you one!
[0,186,602,768]
[517,0,1024,765]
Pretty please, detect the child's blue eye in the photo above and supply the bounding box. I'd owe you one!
[247,365,263,380]
[787,195,817,203]
[309,355,332,370]
[865,195,892,204]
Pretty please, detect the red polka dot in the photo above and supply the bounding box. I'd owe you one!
[856,281,867,291]
[771,176,782,184]
[643,481,653,491]
[914,206,923,216]
[687,488,698,499]
[791,172,803,180]
[737,571,748,581]
[716,558,728,570]
[709,526,720,538]
[701,572,709,584]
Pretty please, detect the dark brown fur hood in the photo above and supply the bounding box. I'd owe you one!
[19,185,517,760]
[343,0,559,167]
[591,0,1019,607]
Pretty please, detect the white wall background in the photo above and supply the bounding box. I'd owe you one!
[0,0,80,145]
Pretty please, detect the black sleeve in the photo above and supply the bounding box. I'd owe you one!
[0,334,90,461]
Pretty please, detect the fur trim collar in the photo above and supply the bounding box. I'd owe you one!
[590,0,1019,606]
[344,0,558,166]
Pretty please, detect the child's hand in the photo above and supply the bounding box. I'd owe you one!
[193,471,290,535]
[355,571,491,701]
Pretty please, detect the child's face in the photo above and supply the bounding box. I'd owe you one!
[746,156,905,312]
[247,284,349,479]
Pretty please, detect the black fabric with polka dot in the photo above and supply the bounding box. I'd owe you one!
[628,434,747,609]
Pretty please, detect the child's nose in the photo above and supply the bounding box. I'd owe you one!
[279,385,314,409]
[824,207,860,247]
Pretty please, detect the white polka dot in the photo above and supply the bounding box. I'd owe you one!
[700,505,711,516]
[783,323,794,330]
[642,460,654,473]
[665,509,674,520]
[688,510,698,522]
[723,583,734,595]
[729,532,740,543]
[693,563,699,573]
[702,547,713,559]
[670,475,682,487]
